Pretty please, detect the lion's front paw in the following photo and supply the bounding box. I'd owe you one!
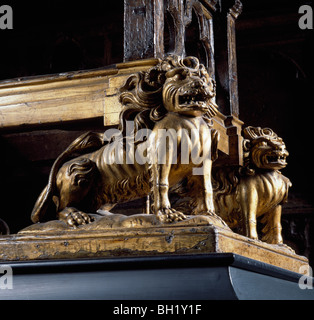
[157,208,186,223]
[58,207,94,228]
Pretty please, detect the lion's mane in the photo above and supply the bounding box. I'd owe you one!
[118,55,217,140]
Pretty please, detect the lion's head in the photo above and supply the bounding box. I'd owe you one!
[161,56,217,116]
[118,55,218,137]
[243,126,289,172]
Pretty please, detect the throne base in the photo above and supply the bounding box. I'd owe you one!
[0,213,308,274]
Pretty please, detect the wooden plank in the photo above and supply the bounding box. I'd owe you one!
[0,97,105,128]
[0,78,111,129]
[0,60,158,129]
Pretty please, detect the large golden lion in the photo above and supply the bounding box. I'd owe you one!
[212,126,291,244]
[31,55,220,227]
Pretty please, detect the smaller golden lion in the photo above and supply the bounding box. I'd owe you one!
[212,126,291,244]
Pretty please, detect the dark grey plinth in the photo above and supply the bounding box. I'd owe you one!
[0,253,313,300]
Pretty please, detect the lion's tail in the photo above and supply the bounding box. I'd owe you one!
[31,131,104,223]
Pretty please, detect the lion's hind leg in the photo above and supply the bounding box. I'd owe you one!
[261,205,283,244]
[55,157,98,227]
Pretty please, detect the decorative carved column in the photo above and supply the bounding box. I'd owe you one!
[164,0,216,78]
[213,0,242,117]
[124,0,164,61]
[123,0,216,77]
[212,0,243,165]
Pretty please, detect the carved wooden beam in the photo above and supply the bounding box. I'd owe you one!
[0,60,157,129]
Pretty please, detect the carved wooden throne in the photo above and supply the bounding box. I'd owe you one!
[0,0,311,286]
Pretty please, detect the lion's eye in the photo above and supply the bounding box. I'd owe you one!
[261,141,268,147]
[174,74,182,81]
[166,68,189,81]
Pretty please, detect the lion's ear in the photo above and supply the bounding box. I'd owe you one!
[146,67,166,88]
[120,73,141,93]
[243,139,251,160]
[243,139,251,152]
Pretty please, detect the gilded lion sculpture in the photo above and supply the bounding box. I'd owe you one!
[31,55,220,227]
[211,126,291,244]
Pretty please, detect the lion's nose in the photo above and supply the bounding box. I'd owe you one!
[191,80,206,89]
[276,144,288,155]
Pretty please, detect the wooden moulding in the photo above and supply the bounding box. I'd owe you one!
[0,59,158,129]
[0,213,308,274]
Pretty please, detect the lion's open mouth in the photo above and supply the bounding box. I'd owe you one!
[178,91,209,107]
[266,154,287,165]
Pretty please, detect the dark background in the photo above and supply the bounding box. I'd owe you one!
[0,0,313,266]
